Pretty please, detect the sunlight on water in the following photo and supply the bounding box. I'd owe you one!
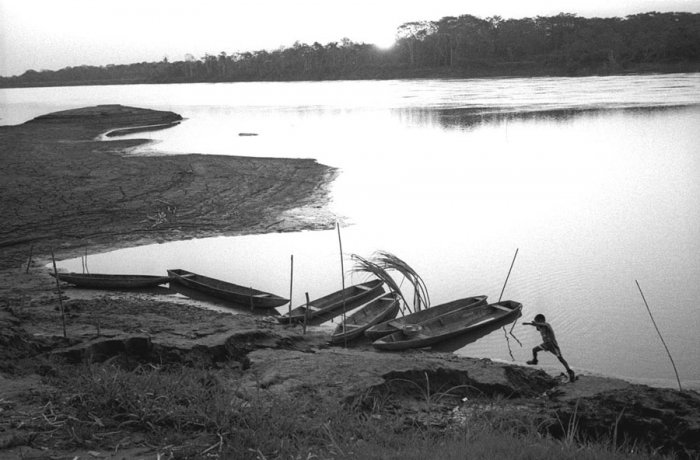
[4,74,699,389]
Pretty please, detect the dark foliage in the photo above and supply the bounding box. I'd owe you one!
[2,12,699,88]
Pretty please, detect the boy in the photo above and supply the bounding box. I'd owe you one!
[523,314,576,382]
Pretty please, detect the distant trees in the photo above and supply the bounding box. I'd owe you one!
[392,12,700,74]
[1,12,698,88]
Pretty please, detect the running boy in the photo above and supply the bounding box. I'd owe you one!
[523,314,576,382]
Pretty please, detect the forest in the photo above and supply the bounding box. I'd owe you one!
[1,12,699,88]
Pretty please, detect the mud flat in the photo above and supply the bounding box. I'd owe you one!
[1,106,699,459]
[0,104,338,270]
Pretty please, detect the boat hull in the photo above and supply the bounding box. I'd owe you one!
[278,279,385,323]
[372,300,522,351]
[364,295,487,340]
[51,272,172,289]
[167,269,288,308]
[329,292,400,344]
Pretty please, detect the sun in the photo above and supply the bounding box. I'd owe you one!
[372,34,397,50]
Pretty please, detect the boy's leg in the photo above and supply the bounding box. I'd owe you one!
[558,355,573,372]
[527,345,543,365]
[552,346,576,381]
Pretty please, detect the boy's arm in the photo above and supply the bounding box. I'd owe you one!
[522,321,547,328]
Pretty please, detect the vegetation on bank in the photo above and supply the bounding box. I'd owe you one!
[11,361,673,459]
[1,12,699,88]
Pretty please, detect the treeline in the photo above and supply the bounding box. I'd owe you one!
[2,12,699,88]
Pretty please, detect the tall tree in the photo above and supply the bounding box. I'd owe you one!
[396,21,437,66]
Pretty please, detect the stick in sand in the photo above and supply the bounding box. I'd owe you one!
[288,255,294,324]
[635,280,682,391]
[50,249,67,338]
[303,292,310,335]
[337,222,347,348]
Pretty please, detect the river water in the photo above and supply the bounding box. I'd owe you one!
[2,74,699,389]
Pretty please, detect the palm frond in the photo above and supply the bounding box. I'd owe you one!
[373,251,430,311]
[350,254,410,313]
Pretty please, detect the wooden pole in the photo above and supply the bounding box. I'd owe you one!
[337,222,347,348]
[288,255,294,324]
[303,292,310,335]
[636,280,682,391]
[249,287,254,312]
[501,248,521,335]
[50,249,67,338]
[499,248,519,302]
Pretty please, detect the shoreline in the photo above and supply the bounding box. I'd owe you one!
[1,105,699,458]
[2,63,699,90]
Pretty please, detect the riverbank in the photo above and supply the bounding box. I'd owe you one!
[3,63,700,90]
[1,106,698,459]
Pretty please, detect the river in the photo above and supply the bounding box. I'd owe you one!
[2,74,699,389]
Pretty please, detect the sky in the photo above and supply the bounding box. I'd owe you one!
[1,0,699,77]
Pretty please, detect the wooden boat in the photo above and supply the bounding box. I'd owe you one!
[167,269,289,309]
[277,279,385,323]
[329,292,401,344]
[372,300,522,351]
[50,272,172,289]
[364,295,488,340]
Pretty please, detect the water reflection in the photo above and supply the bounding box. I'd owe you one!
[394,104,700,131]
[432,311,522,354]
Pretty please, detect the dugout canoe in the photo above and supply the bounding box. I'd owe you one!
[167,269,289,309]
[372,300,522,351]
[364,295,488,340]
[329,291,401,344]
[277,279,385,323]
[50,272,172,289]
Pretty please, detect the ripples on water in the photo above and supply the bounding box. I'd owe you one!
[2,74,699,389]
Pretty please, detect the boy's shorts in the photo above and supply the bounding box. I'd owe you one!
[535,341,562,358]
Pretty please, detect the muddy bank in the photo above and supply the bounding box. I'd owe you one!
[0,104,337,270]
[3,292,699,458]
